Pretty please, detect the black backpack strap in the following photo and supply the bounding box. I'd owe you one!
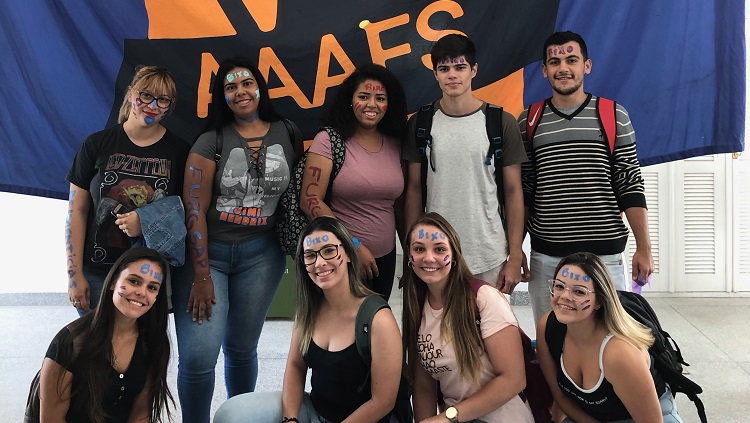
[484,104,505,220]
[281,118,304,162]
[213,128,223,163]
[413,103,435,209]
[544,311,566,362]
[355,295,391,393]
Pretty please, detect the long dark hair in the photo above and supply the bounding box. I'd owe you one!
[294,216,374,354]
[401,212,484,382]
[202,55,281,133]
[63,247,173,422]
[322,63,407,141]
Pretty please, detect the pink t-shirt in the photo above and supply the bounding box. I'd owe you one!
[418,285,535,423]
[309,131,404,258]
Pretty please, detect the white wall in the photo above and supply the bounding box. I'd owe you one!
[0,192,67,293]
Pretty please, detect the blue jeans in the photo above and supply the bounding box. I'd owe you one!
[76,265,109,317]
[172,232,286,423]
[214,391,334,423]
[529,250,626,327]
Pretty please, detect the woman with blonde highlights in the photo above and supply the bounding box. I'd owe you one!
[402,212,534,422]
[537,252,682,422]
[66,65,190,315]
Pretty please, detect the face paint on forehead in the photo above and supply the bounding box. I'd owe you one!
[547,44,577,60]
[363,82,385,92]
[305,234,331,247]
[226,69,251,83]
[417,228,447,241]
[560,266,590,282]
[438,57,466,65]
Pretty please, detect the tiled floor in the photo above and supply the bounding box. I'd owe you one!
[2,290,748,422]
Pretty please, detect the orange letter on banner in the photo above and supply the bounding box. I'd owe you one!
[360,14,411,66]
[312,34,356,107]
[258,47,313,108]
[416,1,466,69]
[197,52,220,118]
[239,0,278,32]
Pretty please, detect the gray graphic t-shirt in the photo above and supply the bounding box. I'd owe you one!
[192,121,294,243]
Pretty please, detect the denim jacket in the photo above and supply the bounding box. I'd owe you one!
[134,196,186,267]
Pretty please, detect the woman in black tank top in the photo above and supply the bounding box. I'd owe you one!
[214,217,403,423]
[536,252,682,423]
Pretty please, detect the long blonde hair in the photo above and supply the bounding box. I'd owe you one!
[117,66,176,124]
[554,252,654,350]
[402,212,484,383]
[294,217,374,355]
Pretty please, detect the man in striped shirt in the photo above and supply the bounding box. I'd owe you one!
[518,31,654,326]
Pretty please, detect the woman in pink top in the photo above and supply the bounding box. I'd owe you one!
[402,212,534,423]
[301,63,408,300]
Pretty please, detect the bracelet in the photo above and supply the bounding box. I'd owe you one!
[191,274,211,286]
[281,418,299,423]
[352,236,360,250]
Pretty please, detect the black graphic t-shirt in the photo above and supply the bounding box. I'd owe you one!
[67,125,190,270]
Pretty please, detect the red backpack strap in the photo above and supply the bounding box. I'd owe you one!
[525,99,547,145]
[596,97,617,154]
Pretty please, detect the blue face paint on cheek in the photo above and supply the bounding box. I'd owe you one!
[144,116,155,125]
[255,89,260,99]
[225,94,231,106]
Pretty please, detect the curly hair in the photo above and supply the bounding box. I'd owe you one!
[322,63,407,142]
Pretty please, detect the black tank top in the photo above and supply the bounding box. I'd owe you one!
[546,312,665,421]
[303,341,390,423]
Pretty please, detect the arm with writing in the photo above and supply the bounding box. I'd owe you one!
[66,184,92,312]
[183,153,216,324]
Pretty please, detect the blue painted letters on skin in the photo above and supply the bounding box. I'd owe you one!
[305,234,330,247]
[561,267,590,282]
[186,166,208,269]
[140,262,163,282]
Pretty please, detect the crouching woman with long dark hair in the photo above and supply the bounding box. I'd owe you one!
[28,247,173,423]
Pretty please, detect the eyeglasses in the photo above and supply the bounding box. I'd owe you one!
[548,279,594,300]
[138,91,172,109]
[302,244,342,265]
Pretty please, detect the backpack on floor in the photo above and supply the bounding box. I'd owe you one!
[355,295,414,423]
[617,291,708,423]
[411,103,506,219]
[468,279,553,423]
[276,126,346,257]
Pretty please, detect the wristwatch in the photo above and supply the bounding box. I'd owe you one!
[445,405,459,423]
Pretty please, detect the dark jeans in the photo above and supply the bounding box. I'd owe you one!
[369,248,397,300]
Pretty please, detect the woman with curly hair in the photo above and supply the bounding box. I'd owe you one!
[300,63,409,300]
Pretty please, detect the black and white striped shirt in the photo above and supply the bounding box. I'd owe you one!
[518,94,647,256]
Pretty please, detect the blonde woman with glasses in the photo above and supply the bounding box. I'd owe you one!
[536,252,682,423]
